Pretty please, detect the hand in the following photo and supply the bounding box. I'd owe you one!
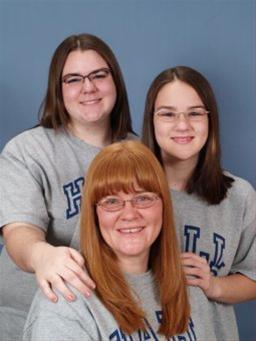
[181,252,220,299]
[31,242,96,302]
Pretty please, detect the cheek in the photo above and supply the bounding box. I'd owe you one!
[148,204,163,239]
[103,81,117,101]
[97,210,117,241]
[154,121,168,148]
[198,122,209,145]
[62,86,78,104]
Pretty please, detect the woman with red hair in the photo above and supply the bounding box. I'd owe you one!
[23,141,214,340]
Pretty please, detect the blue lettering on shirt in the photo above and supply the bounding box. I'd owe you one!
[210,233,225,275]
[109,329,133,340]
[184,226,200,253]
[63,177,84,219]
[184,225,225,276]
[109,315,196,340]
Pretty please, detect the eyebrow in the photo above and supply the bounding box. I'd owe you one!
[155,105,205,111]
[62,67,109,79]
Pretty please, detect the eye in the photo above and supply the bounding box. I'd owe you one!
[91,70,109,80]
[134,194,154,204]
[158,111,176,118]
[188,110,202,117]
[64,76,83,84]
[101,196,121,206]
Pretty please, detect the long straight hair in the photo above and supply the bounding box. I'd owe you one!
[142,66,233,204]
[39,33,135,141]
[80,140,190,337]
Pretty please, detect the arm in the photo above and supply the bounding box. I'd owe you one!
[3,223,95,302]
[181,252,256,304]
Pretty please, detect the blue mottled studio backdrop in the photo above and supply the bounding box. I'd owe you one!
[0,0,255,340]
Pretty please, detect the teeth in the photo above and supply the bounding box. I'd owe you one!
[81,99,100,104]
[120,227,143,234]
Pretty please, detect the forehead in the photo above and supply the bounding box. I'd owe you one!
[155,80,203,109]
[62,49,108,75]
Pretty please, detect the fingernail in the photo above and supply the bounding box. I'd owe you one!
[68,294,75,301]
[84,291,91,298]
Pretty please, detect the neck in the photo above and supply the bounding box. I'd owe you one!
[118,253,149,274]
[68,120,112,148]
[163,155,198,191]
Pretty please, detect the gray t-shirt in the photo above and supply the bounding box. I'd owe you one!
[170,175,256,341]
[23,271,217,341]
[0,126,102,341]
[69,174,256,341]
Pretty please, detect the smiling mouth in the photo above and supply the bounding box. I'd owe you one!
[118,227,144,234]
[80,98,101,105]
[171,136,194,144]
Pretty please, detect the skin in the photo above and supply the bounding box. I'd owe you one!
[62,49,117,147]
[153,80,209,191]
[153,79,256,304]
[96,189,163,274]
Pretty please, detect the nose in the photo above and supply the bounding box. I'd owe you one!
[81,77,97,92]
[174,113,191,130]
[120,201,140,221]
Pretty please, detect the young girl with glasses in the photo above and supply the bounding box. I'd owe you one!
[142,66,256,341]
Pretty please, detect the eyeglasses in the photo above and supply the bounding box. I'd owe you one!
[62,67,111,89]
[96,192,160,212]
[154,108,210,123]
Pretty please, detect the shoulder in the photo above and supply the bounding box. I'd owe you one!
[26,288,94,325]
[24,288,100,340]
[2,127,58,154]
[225,172,256,202]
[1,127,71,164]
[224,172,256,223]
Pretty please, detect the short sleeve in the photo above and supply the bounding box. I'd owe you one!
[230,185,256,280]
[23,290,99,341]
[0,137,49,231]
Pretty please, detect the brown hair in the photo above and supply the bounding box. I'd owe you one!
[39,33,134,141]
[142,66,233,204]
[80,140,190,337]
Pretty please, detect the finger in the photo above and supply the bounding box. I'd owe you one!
[183,266,206,278]
[181,252,195,258]
[181,252,208,264]
[182,257,209,269]
[39,279,58,303]
[63,272,93,297]
[186,277,205,288]
[65,258,96,289]
[69,248,85,267]
[50,274,78,302]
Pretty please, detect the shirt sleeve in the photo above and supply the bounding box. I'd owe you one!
[0,136,49,231]
[230,185,256,281]
[23,313,96,341]
[23,291,99,341]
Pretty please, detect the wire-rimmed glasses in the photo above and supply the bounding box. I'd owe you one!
[96,192,160,212]
[154,107,210,123]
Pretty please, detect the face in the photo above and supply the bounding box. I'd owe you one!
[153,80,209,166]
[96,188,163,270]
[62,49,117,130]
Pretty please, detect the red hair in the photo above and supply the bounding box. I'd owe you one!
[80,140,190,337]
